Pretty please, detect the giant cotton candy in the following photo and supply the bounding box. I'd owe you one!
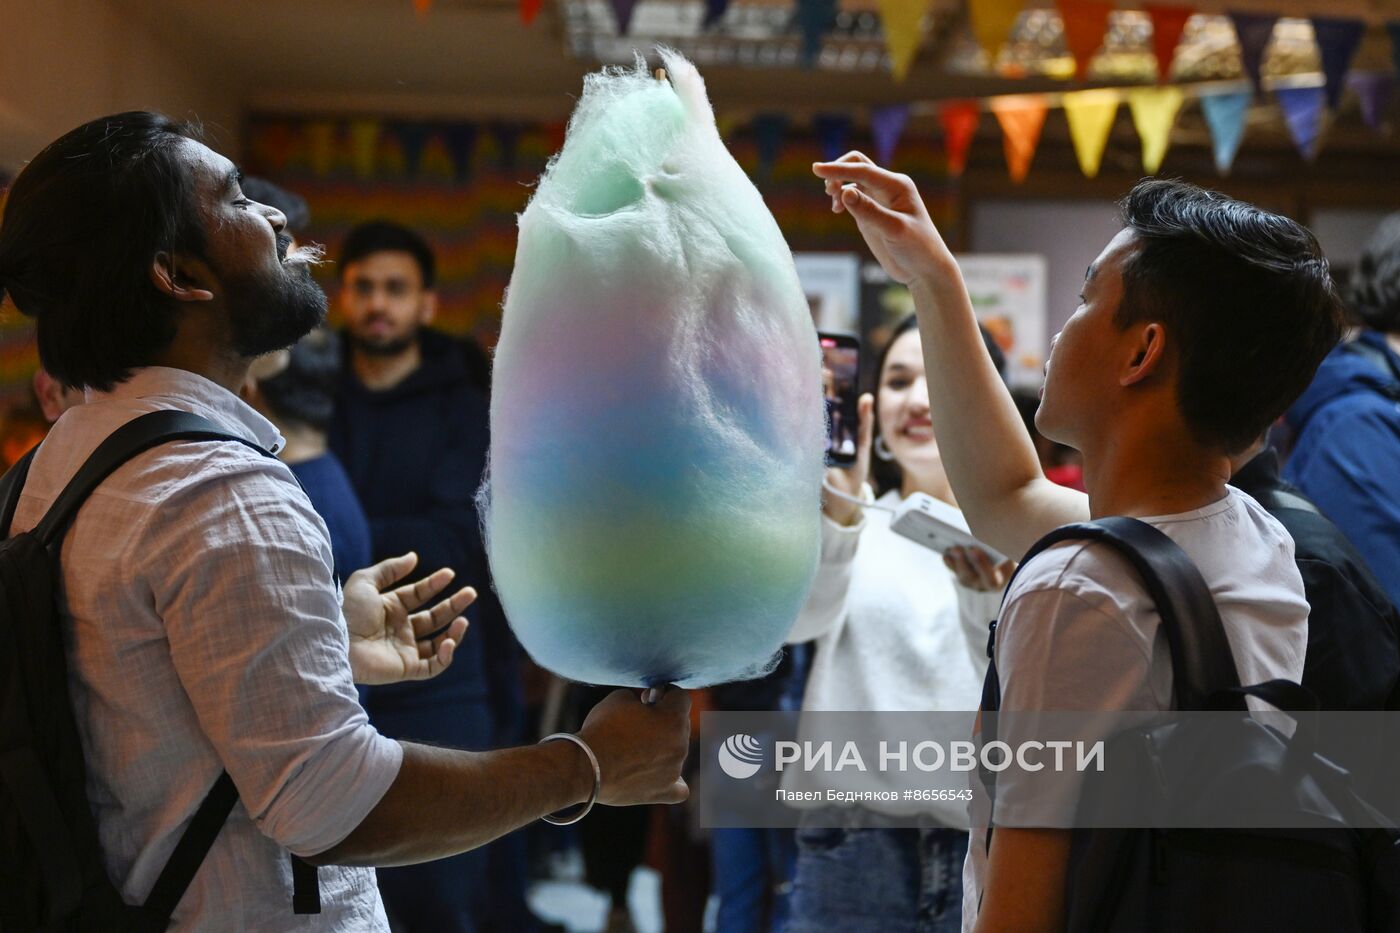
[483,50,824,688]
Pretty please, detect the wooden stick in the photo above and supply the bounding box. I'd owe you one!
[655,68,668,82]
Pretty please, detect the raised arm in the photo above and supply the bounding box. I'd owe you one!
[812,154,1088,557]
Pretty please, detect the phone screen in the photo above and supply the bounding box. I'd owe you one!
[819,332,861,467]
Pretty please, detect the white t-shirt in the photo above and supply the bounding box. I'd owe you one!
[962,486,1308,931]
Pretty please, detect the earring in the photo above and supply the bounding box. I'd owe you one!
[874,435,895,462]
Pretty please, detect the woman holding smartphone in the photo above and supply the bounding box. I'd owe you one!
[783,313,1012,933]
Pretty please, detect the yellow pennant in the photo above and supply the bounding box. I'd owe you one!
[1128,86,1185,174]
[1062,89,1119,178]
[879,0,930,82]
[969,0,1025,64]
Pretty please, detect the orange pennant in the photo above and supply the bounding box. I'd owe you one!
[991,96,1048,183]
[1056,0,1113,80]
[414,0,433,14]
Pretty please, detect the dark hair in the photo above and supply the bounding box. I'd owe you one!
[1117,179,1346,454]
[0,112,206,390]
[1346,213,1400,334]
[339,220,435,288]
[240,177,310,232]
[257,328,341,433]
[870,313,1006,495]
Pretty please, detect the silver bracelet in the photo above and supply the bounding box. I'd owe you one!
[539,732,601,825]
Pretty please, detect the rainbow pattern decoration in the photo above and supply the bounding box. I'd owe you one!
[483,51,825,688]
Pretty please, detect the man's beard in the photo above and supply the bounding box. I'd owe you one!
[349,330,416,357]
[225,260,329,358]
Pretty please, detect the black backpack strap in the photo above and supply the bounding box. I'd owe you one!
[32,410,271,548]
[0,445,38,537]
[132,772,240,931]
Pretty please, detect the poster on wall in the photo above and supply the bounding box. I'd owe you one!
[794,253,862,336]
[860,254,1047,389]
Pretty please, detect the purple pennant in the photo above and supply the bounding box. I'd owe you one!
[814,114,852,163]
[611,0,638,34]
[1312,17,1366,109]
[753,113,788,181]
[871,104,910,167]
[702,0,729,28]
[1276,86,1326,161]
[796,0,837,68]
[1348,73,1394,130]
[1229,11,1278,94]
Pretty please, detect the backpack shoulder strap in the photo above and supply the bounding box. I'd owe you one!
[131,772,240,932]
[992,516,1245,713]
[31,409,271,548]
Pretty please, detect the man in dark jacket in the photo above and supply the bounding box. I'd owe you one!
[330,221,526,933]
[1284,214,1400,605]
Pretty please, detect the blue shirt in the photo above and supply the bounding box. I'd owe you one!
[290,452,372,584]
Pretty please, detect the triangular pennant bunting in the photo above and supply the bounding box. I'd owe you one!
[1311,17,1366,110]
[521,0,542,25]
[969,0,1024,64]
[441,123,478,181]
[1057,0,1114,80]
[1145,4,1193,81]
[1229,12,1278,94]
[307,122,336,178]
[878,0,930,82]
[350,120,381,179]
[611,0,638,34]
[871,104,911,166]
[939,101,981,177]
[1389,22,1400,79]
[1348,72,1394,130]
[814,114,853,163]
[1062,89,1118,178]
[1199,90,1249,175]
[797,0,839,67]
[703,0,729,27]
[753,113,788,180]
[1276,86,1326,161]
[1127,86,1184,174]
[991,96,1048,183]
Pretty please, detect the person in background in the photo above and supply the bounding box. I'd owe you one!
[782,313,1011,933]
[245,328,371,583]
[1011,387,1085,492]
[0,399,48,468]
[1284,212,1400,605]
[330,220,530,933]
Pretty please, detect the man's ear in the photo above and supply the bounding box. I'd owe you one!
[420,291,438,326]
[150,251,215,303]
[1121,322,1167,387]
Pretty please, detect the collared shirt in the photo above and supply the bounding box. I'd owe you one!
[12,367,401,931]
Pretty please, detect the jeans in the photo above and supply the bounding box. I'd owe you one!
[711,827,798,933]
[786,825,968,933]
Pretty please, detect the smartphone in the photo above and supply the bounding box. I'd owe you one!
[818,331,861,467]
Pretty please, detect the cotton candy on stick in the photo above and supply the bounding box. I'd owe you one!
[483,50,824,689]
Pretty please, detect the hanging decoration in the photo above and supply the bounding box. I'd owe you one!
[1057,0,1114,80]
[1348,72,1394,131]
[871,104,911,166]
[610,0,639,34]
[414,0,432,14]
[1145,4,1193,82]
[1276,86,1326,161]
[753,113,788,179]
[441,123,479,181]
[1127,86,1184,174]
[703,0,729,28]
[1311,17,1366,110]
[991,96,1048,183]
[814,114,853,162]
[350,121,381,179]
[879,0,930,82]
[1062,89,1119,178]
[521,0,542,26]
[939,101,981,177]
[306,122,337,178]
[797,0,839,67]
[1229,12,1278,95]
[969,0,1025,64]
[1199,90,1250,175]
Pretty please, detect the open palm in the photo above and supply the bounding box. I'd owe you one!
[341,552,475,686]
